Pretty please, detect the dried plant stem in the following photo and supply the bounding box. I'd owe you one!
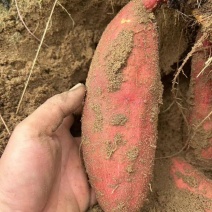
[0,114,10,135]
[194,110,212,131]
[108,0,114,14]
[156,110,212,159]
[16,0,58,114]
[159,32,211,160]
[197,56,212,77]
[172,33,207,91]
[14,0,48,47]
[57,1,75,27]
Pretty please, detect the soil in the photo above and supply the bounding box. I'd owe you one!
[0,0,211,211]
[105,29,133,92]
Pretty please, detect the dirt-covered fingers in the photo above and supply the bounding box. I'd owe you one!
[17,83,86,136]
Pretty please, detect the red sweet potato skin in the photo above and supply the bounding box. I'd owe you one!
[170,157,212,211]
[82,0,162,211]
[188,34,212,166]
[142,0,162,9]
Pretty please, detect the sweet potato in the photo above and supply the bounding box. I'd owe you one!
[187,34,212,166]
[142,0,163,9]
[170,157,212,211]
[82,0,162,211]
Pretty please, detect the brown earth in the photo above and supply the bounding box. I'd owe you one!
[0,0,211,211]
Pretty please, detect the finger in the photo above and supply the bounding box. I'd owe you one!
[73,137,81,147]
[73,100,84,115]
[90,188,97,207]
[18,83,86,136]
[60,115,74,130]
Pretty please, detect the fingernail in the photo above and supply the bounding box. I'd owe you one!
[69,83,83,91]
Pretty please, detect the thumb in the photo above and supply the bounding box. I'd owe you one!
[16,83,86,137]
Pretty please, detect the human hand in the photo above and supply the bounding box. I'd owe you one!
[0,83,96,212]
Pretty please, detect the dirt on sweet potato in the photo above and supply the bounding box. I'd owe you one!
[105,29,134,92]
